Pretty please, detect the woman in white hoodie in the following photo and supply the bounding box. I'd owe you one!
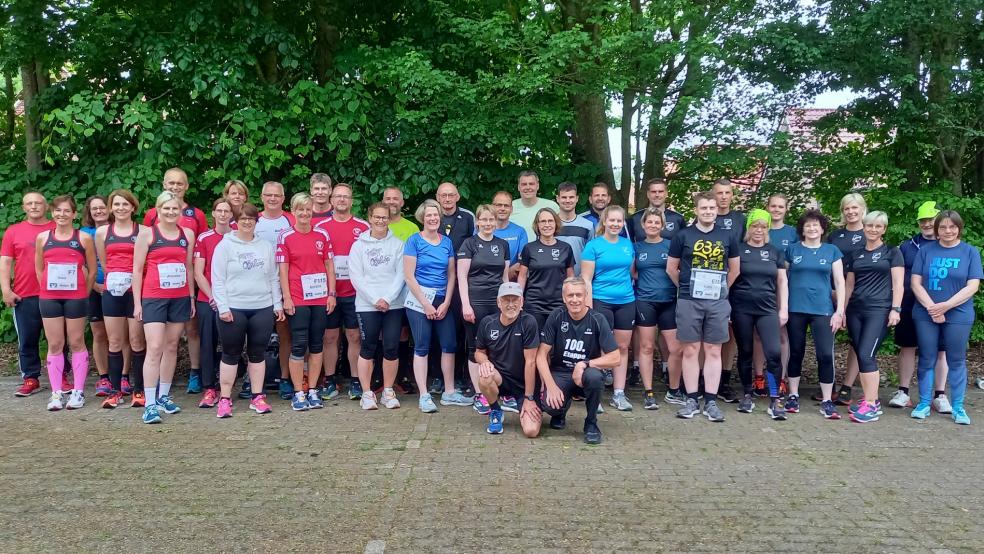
[350,202,407,410]
[210,203,284,418]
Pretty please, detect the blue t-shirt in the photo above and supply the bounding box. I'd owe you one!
[80,226,104,284]
[403,233,455,296]
[769,225,798,253]
[633,240,676,303]
[493,222,528,265]
[911,241,984,324]
[899,234,936,310]
[582,236,635,304]
[786,242,843,315]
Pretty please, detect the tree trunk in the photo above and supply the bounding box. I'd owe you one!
[4,71,14,145]
[570,92,616,190]
[258,0,279,84]
[619,90,636,207]
[312,0,339,85]
[20,64,40,172]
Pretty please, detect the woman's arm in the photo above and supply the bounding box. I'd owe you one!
[82,233,97,293]
[777,268,789,326]
[580,260,595,306]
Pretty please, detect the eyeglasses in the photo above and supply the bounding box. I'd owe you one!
[238,218,257,224]
[370,215,389,222]
[262,193,284,198]
[331,195,352,200]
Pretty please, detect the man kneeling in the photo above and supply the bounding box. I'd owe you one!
[476,283,541,436]
[537,277,620,444]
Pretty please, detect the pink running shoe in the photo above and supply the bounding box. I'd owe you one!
[95,377,112,397]
[250,394,272,414]
[199,388,219,408]
[120,376,133,395]
[216,397,233,418]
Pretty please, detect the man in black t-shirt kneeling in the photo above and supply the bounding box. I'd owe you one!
[476,282,541,437]
[537,277,620,444]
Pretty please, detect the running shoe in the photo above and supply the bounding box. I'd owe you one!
[500,396,519,413]
[250,394,273,414]
[278,379,294,400]
[932,395,953,414]
[46,391,64,411]
[157,394,181,414]
[753,375,767,397]
[291,392,310,411]
[381,389,400,409]
[718,383,738,404]
[65,390,84,409]
[849,399,882,415]
[951,406,971,425]
[820,400,841,420]
[978,376,984,390]
[609,391,633,411]
[779,380,788,397]
[703,399,725,422]
[487,409,504,434]
[349,380,363,400]
[767,398,786,421]
[849,400,879,423]
[784,394,800,413]
[15,377,42,397]
[142,404,162,424]
[120,377,132,395]
[627,366,641,388]
[597,404,605,414]
[95,377,112,397]
[602,369,614,387]
[238,379,252,399]
[101,392,123,409]
[549,415,566,430]
[395,378,416,395]
[199,388,219,409]
[664,390,687,405]
[419,393,438,413]
[307,390,324,409]
[440,391,473,407]
[888,390,912,408]
[676,397,700,419]
[472,394,490,415]
[737,394,754,414]
[130,391,146,408]
[428,378,444,395]
[910,402,931,420]
[835,387,853,406]
[361,391,379,410]
[216,397,233,418]
[320,382,339,400]
[186,373,202,394]
[583,423,602,445]
[643,392,659,410]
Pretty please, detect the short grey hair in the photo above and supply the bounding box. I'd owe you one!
[863,210,888,227]
[414,199,441,224]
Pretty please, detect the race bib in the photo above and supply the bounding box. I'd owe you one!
[158,263,187,290]
[403,286,436,314]
[105,271,133,297]
[333,255,350,279]
[301,272,328,300]
[47,263,77,291]
[691,269,724,300]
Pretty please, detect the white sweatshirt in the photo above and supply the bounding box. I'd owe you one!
[210,232,283,314]
[349,229,407,312]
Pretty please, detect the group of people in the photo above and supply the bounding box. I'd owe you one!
[2,168,981,444]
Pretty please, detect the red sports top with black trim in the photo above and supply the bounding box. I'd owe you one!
[143,205,208,237]
[276,227,333,307]
[0,220,55,297]
[103,222,139,296]
[193,229,225,302]
[142,225,191,299]
[40,229,87,300]
[315,216,369,298]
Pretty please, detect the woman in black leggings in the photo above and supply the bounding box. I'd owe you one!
[210,204,284,418]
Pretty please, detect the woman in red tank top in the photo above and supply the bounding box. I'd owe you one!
[33,195,97,411]
[95,189,148,409]
[132,191,195,424]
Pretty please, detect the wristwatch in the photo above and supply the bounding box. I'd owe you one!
[524,394,537,402]
[891,306,902,313]
[328,291,337,298]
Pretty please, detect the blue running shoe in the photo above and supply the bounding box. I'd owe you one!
[500,396,519,413]
[440,391,473,407]
[473,394,491,415]
[279,379,294,400]
[419,394,439,413]
[320,382,339,400]
[849,399,882,415]
[952,406,971,425]
[911,402,931,419]
[157,395,181,414]
[142,404,162,424]
[291,392,310,411]
[307,390,324,409]
[349,379,363,401]
[428,378,443,395]
[487,409,504,434]
[186,372,202,394]
[784,395,800,413]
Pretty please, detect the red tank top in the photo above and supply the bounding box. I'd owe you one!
[142,225,191,299]
[104,223,139,273]
[41,229,87,300]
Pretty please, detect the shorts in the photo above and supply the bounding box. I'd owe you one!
[675,297,730,344]
[87,289,104,322]
[893,309,945,351]
[39,298,88,319]
[594,300,635,331]
[142,297,192,324]
[495,368,533,407]
[465,302,499,362]
[326,295,358,329]
[635,299,676,330]
[102,290,135,318]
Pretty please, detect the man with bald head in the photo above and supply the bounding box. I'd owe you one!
[383,186,419,241]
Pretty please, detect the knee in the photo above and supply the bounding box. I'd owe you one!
[478,372,496,390]
[582,367,603,390]
[639,339,655,357]
[682,343,700,358]
[522,423,540,439]
[324,330,339,346]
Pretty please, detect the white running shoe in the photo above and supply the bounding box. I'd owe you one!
[932,394,952,414]
[47,391,64,411]
[66,390,85,410]
[888,390,912,408]
[360,391,378,410]
[381,389,400,409]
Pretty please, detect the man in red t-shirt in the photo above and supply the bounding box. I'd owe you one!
[314,183,369,399]
[1,192,56,396]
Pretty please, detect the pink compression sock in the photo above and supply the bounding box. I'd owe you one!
[47,354,64,393]
[71,351,89,391]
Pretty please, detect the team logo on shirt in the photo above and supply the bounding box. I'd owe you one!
[660,252,668,261]
[179,239,188,247]
[852,234,862,244]
[70,240,80,248]
[793,255,803,264]
[130,236,137,243]
[666,222,675,230]
[491,245,500,256]
[622,247,631,256]
[316,240,325,251]
[183,208,194,216]
[584,328,592,335]
[819,258,828,265]
[723,219,733,229]
[744,249,751,254]
[551,249,560,259]
[490,329,499,340]
[872,252,882,262]
[561,321,569,333]
[760,250,770,260]
[353,228,363,237]
[639,252,648,261]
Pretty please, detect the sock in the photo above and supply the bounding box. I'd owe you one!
[46,354,65,393]
[687,391,699,400]
[668,387,679,395]
[71,351,89,392]
[489,401,501,411]
[614,388,624,396]
[221,396,232,401]
[384,387,394,395]
[839,385,852,394]
[308,388,318,396]
[934,390,945,398]
[645,388,653,395]
[131,350,146,389]
[158,382,172,397]
[108,350,124,391]
[899,386,909,395]
[704,392,718,403]
[720,370,731,386]
[144,387,158,406]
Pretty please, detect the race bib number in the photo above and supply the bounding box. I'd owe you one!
[691,269,724,300]
[47,263,77,291]
[105,271,133,297]
[334,255,350,279]
[301,272,328,300]
[403,286,437,314]
[158,263,187,290]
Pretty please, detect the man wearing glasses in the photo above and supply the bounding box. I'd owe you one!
[491,191,528,280]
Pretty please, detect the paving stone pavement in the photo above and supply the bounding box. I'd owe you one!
[1,378,982,553]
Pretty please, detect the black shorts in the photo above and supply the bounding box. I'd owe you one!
[142,297,192,324]
[87,289,104,322]
[39,298,88,319]
[635,299,676,329]
[594,300,635,331]
[893,309,945,350]
[326,295,358,329]
[102,290,135,318]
